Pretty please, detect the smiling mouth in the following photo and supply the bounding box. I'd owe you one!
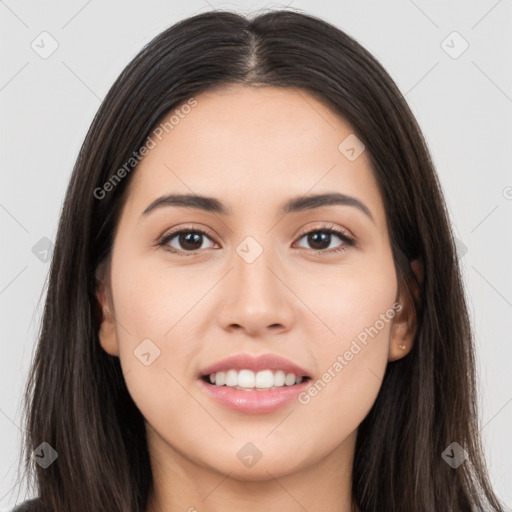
[200,369,311,391]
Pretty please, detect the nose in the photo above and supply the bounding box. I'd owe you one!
[216,245,296,337]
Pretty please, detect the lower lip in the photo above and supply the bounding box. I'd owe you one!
[198,378,311,414]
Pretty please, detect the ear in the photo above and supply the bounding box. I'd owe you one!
[388,258,423,362]
[95,261,120,357]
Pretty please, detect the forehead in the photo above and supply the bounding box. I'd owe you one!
[123,85,385,226]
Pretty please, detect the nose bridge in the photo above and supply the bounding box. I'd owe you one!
[234,235,280,308]
[216,234,294,333]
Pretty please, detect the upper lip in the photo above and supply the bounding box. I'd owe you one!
[198,353,311,378]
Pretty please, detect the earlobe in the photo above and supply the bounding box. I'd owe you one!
[388,321,414,361]
[95,271,120,357]
[388,258,423,362]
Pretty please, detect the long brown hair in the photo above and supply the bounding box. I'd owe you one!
[16,9,506,512]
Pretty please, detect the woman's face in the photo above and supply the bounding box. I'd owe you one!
[97,85,415,481]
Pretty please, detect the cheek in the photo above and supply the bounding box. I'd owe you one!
[108,248,209,408]
[109,258,198,439]
[110,248,196,340]
[305,253,398,351]
[296,256,397,422]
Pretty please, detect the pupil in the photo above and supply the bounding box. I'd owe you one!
[309,232,330,250]
[180,232,202,250]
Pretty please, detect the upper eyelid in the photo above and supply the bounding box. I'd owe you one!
[296,224,353,240]
[159,224,216,244]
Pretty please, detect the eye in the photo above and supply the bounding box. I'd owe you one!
[157,223,355,256]
[158,226,216,255]
[294,224,355,254]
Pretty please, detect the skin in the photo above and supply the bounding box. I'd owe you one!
[96,85,420,512]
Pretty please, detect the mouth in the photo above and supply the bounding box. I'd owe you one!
[196,353,312,413]
[199,370,311,391]
[197,371,312,414]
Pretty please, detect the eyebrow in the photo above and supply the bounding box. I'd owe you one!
[141,192,375,223]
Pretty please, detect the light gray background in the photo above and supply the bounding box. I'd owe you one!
[1,0,511,509]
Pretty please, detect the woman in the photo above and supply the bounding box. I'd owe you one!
[11,8,507,512]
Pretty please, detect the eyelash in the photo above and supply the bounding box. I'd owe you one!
[157,224,356,257]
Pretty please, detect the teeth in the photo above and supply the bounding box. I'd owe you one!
[226,369,238,387]
[255,369,273,388]
[274,370,286,387]
[239,369,255,388]
[285,372,297,386]
[208,369,305,390]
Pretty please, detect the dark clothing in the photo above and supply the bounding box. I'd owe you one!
[11,498,40,512]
